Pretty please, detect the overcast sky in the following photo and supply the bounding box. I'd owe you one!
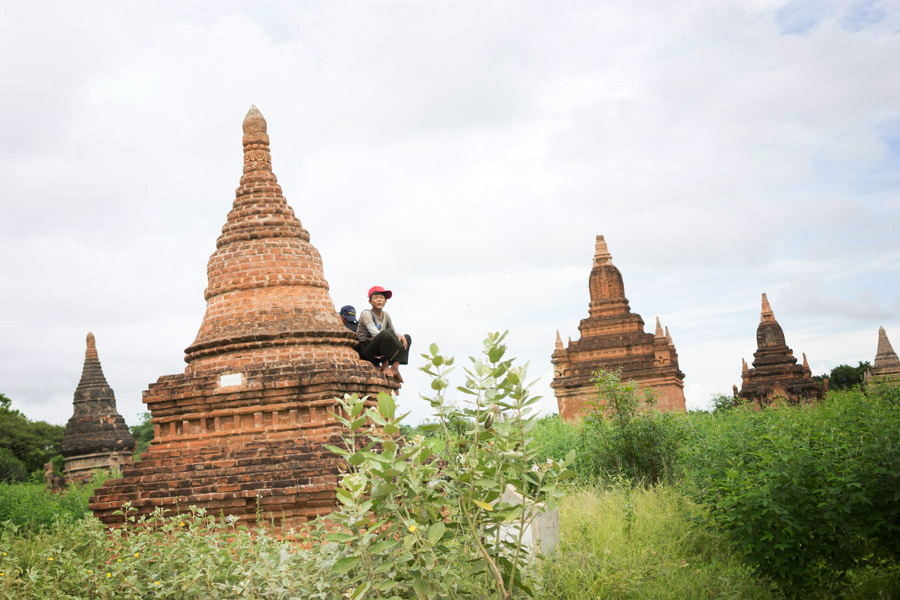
[1,1,898,427]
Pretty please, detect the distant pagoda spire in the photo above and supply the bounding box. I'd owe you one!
[738,293,821,405]
[74,332,108,404]
[60,333,135,482]
[870,326,900,379]
[760,292,776,324]
[654,317,665,338]
[555,330,564,351]
[593,235,612,265]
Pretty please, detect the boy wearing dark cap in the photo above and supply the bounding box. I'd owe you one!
[357,286,411,383]
[339,305,358,333]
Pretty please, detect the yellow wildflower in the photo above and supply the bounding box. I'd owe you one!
[1,573,4,577]
[107,573,112,578]
[88,570,92,574]
[48,557,53,561]
[155,581,160,586]
[180,522,186,527]
[134,552,139,558]
[408,525,417,533]
[117,558,122,563]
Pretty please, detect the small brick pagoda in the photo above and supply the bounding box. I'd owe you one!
[551,235,686,420]
[737,293,822,406]
[864,326,900,385]
[60,332,135,484]
[90,106,397,528]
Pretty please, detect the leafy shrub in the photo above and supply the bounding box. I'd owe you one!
[541,485,780,599]
[315,332,574,599]
[577,370,685,485]
[129,412,154,459]
[0,448,28,483]
[531,415,579,465]
[0,470,115,532]
[680,388,900,593]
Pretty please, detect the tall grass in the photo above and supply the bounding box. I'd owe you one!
[539,485,779,599]
[0,471,115,532]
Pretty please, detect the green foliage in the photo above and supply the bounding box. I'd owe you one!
[0,505,355,599]
[680,388,900,593]
[828,362,872,390]
[315,332,575,599]
[129,412,154,458]
[0,448,28,483]
[0,393,64,475]
[711,393,737,413]
[0,471,115,533]
[577,370,685,485]
[531,415,579,465]
[540,485,780,599]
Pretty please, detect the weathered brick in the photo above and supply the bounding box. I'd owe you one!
[90,106,398,530]
[552,236,686,419]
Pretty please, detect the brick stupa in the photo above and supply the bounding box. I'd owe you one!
[90,106,397,528]
[737,293,822,406]
[864,326,900,384]
[60,332,135,484]
[551,236,686,420]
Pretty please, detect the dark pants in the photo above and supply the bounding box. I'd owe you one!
[359,329,411,366]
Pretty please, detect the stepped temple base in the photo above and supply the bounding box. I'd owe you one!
[90,361,397,528]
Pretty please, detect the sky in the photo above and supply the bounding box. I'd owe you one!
[1,0,898,428]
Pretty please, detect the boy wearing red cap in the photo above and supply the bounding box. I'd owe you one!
[357,286,411,382]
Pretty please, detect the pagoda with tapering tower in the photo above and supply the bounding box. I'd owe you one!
[551,235,686,420]
[90,106,397,528]
[864,326,900,385]
[60,332,135,484]
[737,293,822,406]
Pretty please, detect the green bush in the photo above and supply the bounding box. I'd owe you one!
[316,332,574,599]
[540,485,780,599]
[577,370,685,485]
[0,448,28,483]
[680,388,900,593]
[0,471,115,532]
[531,415,579,465]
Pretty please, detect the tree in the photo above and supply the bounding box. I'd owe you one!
[0,392,65,475]
[828,361,871,390]
[130,412,154,458]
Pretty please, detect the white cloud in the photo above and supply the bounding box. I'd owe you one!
[1,1,898,427]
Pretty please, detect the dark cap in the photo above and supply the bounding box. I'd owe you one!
[339,305,358,323]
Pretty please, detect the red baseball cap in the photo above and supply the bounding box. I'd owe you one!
[368,285,393,299]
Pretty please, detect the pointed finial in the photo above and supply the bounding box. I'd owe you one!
[568,336,572,346]
[555,330,564,350]
[655,317,664,337]
[593,235,613,265]
[760,292,776,324]
[243,105,267,134]
[877,326,896,356]
[665,326,673,343]
[802,352,810,369]
[86,332,97,359]
[742,358,749,375]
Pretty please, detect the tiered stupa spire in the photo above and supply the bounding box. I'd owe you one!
[865,326,900,383]
[737,293,822,406]
[552,235,685,419]
[91,107,397,529]
[185,106,352,370]
[60,333,135,483]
